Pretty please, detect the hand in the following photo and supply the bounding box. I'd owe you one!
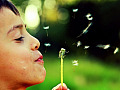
[52,83,69,90]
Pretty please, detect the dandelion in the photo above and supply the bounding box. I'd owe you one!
[59,48,66,86]
[59,48,66,58]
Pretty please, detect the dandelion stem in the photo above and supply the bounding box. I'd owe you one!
[61,56,63,86]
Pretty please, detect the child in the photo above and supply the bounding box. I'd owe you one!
[0,0,68,90]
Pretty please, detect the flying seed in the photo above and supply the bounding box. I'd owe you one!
[84,46,90,49]
[114,47,119,54]
[96,44,110,49]
[43,26,49,30]
[72,60,78,66]
[86,13,93,20]
[77,22,92,38]
[77,41,81,47]
[72,9,78,12]
[44,43,51,47]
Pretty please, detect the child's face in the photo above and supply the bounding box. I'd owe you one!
[0,7,46,85]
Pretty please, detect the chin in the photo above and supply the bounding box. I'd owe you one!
[23,75,46,87]
[33,72,46,85]
[26,68,46,86]
[37,76,46,84]
[25,78,46,87]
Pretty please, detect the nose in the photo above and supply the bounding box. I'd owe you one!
[30,35,40,51]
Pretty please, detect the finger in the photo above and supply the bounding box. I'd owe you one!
[56,84,68,90]
[62,86,68,90]
[63,83,67,87]
[52,83,68,90]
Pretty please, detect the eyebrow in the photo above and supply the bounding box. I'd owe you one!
[7,24,26,35]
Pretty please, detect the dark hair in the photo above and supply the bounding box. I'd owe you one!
[0,0,20,15]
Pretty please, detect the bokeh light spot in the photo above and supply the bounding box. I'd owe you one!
[58,8,69,24]
[44,0,56,10]
[25,4,40,29]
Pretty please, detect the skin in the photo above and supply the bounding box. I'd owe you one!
[0,7,46,90]
[56,86,68,90]
[52,83,68,90]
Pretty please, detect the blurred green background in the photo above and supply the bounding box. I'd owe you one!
[11,0,120,90]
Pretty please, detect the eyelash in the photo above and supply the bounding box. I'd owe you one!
[15,36,24,41]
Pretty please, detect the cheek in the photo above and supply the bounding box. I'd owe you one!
[0,47,32,74]
[12,49,32,71]
[0,44,46,83]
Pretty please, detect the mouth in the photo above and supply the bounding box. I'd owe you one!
[35,55,44,64]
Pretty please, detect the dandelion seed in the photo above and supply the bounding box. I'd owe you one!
[77,13,93,38]
[86,13,93,20]
[114,47,119,54]
[84,46,90,49]
[43,26,49,30]
[44,43,51,53]
[96,44,110,49]
[77,22,92,38]
[104,44,110,49]
[77,41,81,47]
[83,22,92,33]
[72,60,78,66]
[72,9,78,12]
[43,26,49,37]
[44,43,51,47]
[72,8,78,19]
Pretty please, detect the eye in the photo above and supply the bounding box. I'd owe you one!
[14,36,24,41]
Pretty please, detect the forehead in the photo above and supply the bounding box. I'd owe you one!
[0,7,23,32]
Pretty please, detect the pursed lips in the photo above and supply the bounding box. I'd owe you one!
[35,55,44,64]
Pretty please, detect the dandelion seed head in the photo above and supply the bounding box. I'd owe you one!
[59,48,66,58]
[61,48,66,52]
